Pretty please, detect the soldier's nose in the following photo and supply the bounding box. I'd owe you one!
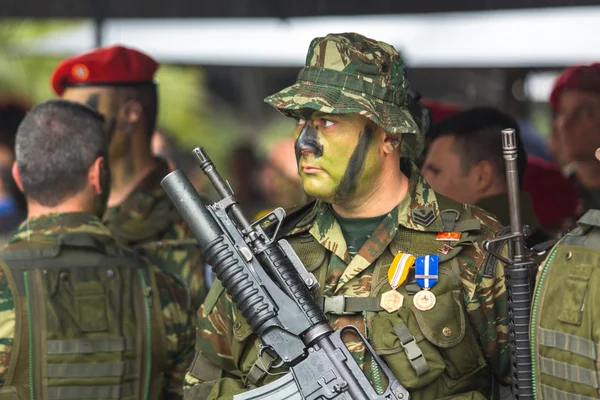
[301,148,313,157]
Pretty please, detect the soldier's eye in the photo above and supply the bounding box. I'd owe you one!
[295,118,306,126]
[322,119,335,128]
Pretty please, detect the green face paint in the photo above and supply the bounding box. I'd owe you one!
[293,112,381,204]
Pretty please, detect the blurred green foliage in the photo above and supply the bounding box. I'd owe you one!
[0,19,246,169]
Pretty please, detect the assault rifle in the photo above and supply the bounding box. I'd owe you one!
[482,129,537,400]
[161,147,409,400]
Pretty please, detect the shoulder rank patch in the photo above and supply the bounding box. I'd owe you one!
[412,208,435,227]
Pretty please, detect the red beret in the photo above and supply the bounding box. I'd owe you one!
[549,63,600,112]
[51,45,159,96]
[420,98,463,125]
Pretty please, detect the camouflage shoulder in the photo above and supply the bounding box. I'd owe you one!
[282,200,319,237]
[469,204,504,236]
[0,259,16,386]
[151,263,192,313]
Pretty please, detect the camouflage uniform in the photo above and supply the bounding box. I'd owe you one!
[104,159,208,311]
[0,212,195,398]
[185,33,509,400]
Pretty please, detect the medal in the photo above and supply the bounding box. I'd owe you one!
[413,290,436,311]
[387,252,414,289]
[413,254,439,311]
[436,231,461,241]
[380,290,404,313]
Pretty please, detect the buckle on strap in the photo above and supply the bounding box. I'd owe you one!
[321,295,352,315]
[393,321,430,376]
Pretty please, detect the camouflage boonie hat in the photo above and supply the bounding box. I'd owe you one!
[264,33,420,137]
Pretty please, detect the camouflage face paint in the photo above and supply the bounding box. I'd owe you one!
[294,122,324,163]
[334,123,374,202]
[296,113,381,204]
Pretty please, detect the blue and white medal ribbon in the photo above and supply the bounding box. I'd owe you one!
[413,254,439,311]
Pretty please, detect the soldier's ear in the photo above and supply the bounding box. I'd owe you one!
[88,156,105,195]
[382,132,401,155]
[473,160,495,194]
[11,161,23,193]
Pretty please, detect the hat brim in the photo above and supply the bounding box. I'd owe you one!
[264,81,419,136]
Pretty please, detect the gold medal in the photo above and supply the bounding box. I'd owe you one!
[388,252,414,289]
[413,290,436,311]
[380,290,404,313]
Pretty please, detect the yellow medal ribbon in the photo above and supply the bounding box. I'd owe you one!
[387,251,414,289]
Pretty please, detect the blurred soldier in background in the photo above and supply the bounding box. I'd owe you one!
[422,107,548,247]
[531,146,600,400]
[51,45,209,310]
[551,63,600,214]
[0,99,194,398]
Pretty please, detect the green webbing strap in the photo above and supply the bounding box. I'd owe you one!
[539,356,599,388]
[297,67,408,107]
[317,296,383,315]
[48,382,135,400]
[392,321,429,376]
[539,327,597,361]
[246,351,277,387]
[47,337,135,354]
[541,384,598,400]
[47,361,136,378]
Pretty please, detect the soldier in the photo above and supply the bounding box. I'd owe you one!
[531,146,600,400]
[50,45,208,309]
[185,33,509,399]
[422,107,548,247]
[551,63,600,213]
[0,99,194,398]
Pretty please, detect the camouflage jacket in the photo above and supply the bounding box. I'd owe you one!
[103,159,207,311]
[0,212,196,397]
[186,164,509,400]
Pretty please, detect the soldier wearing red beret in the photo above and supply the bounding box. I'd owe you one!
[550,63,600,213]
[51,47,206,392]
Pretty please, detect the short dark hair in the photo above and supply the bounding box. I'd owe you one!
[427,107,528,188]
[15,99,107,206]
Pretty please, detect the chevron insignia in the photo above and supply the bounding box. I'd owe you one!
[412,208,435,227]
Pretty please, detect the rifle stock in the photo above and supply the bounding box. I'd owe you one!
[161,147,409,400]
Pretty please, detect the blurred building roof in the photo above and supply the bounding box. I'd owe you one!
[18,7,600,69]
[1,0,598,18]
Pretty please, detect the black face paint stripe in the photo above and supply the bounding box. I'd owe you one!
[85,94,100,111]
[334,123,375,202]
[295,121,324,163]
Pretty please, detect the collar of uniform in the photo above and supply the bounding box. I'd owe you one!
[9,212,111,244]
[397,161,444,232]
[105,158,170,220]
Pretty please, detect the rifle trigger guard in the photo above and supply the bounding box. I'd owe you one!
[257,344,284,369]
